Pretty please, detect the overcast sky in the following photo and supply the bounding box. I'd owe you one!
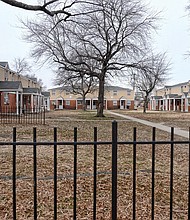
[0,0,190,89]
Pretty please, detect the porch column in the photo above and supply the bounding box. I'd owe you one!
[185,97,188,112]
[150,99,152,110]
[40,95,43,109]
[16,91,19,115]
[76,100,78,110]
[47,97,50,111]
[38,95,40,112]
[90,99,92,110]
[181,98,183,112]
[37,95,39,112]
[150,99,154,110]
[163,99,166,110]
[31,94,34,113]
[173,99,176,111]
[20,93,23,113]
[165,98,168,111]
[153,99,155,110]
[168,99,171,111]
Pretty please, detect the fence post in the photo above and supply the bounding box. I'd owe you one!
[13,127,16,220]
[54,127,57,220]
[74,127,77,220]
[33,128,37,220]
[43,107,45,125]
[112,120,117,220]
[170,127,174,220]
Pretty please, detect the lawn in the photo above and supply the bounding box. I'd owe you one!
[0,110,189,219]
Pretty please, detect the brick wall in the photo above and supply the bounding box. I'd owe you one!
[107,100,119,110]
[0,92,16,112]
[64,100,76,109]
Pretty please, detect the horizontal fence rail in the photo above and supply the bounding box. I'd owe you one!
[0,107,45,124]
[0,121,190,219]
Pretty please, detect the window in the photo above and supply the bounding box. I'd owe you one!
[52,90,56,95]
[77,100,82,105]
[113,91,117,96]
[4,93,9,104]
[4,71,8,81]
[127,90,131,96]
[181,86,183,92]
[127,100,131,105]
[113,100,117,106]
[66,100,70,106]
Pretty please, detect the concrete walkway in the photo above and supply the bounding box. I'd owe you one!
[107,111,189,139]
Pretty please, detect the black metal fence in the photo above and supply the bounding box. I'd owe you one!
[0,121,190,219]
[0,107,45,124]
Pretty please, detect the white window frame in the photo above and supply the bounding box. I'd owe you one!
[127,100,131,105]
[4,92,9,104]
[66,100,70,106]
[5,71,8,81]
[77,100,82,105]
[127,91,131,96]
[52,90,56,95]
[113,91,117,96]
[113,100,117,106]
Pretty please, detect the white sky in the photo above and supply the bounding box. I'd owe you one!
[0,0,190,89]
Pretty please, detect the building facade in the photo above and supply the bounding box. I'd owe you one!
[0,62,50,113]
[150,81,190,112]
[49,86,135,110]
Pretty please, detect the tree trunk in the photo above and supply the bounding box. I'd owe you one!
[96,77,105,117]
[82,94,86,111]
[143,96,147,113]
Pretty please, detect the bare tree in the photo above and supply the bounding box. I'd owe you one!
[55,68,98,110]
[13,57,32,75]
[21,0,159,117]
[0,0,73,18]
[129,53,170,113]
[0,0,99,20]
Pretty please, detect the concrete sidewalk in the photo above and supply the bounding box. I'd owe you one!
[108,111,189,139]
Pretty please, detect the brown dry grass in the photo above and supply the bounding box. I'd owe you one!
[0,110,189,219]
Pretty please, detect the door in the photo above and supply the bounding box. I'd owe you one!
[120,100,125,109]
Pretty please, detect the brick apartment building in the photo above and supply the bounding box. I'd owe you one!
[149,81,190,112]
[0,62,50,113]
[49,85,135,110]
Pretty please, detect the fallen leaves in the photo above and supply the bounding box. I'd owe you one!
[0,110,189,219]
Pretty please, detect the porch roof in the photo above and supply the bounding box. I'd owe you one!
[56,96,64,100]
[174,95,182,99]
[0,62,9,68]
[23,88,41,94]
[153,96,162,99]
[77,97,92,100]
[120,96,127,100]
[42,91,50,97]
[167,94,178,98]
[0,81,22,91]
